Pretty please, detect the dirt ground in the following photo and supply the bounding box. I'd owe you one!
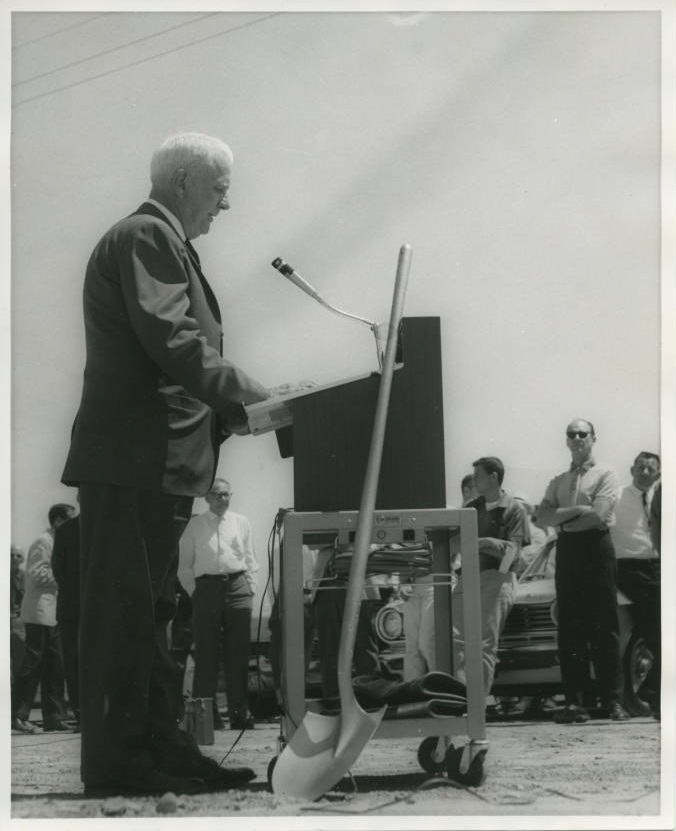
[10,710,666,824]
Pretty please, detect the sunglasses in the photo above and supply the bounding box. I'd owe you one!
[566,430,590,439]
[209,492,231,498]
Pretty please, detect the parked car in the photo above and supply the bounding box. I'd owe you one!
[492,537,654,715]
[246,537,654,717]
[246,584,407,716]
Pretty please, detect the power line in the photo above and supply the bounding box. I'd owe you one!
[13,13,220,87]
[12,13,112,50]
[13,12,283,109]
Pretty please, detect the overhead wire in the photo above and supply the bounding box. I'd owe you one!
[12,13,112,50]
[12,12,284,109]
[13,13,221,87]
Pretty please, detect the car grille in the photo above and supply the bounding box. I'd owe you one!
[501,603,557,644]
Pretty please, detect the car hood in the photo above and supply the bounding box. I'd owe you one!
[514,578,555,605]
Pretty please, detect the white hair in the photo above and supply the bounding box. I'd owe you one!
[150,132,234,187]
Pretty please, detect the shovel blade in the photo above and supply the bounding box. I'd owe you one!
[271,705,386,801]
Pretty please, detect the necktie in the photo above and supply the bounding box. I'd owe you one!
[641,491,651,525]
[185,238,201,268]
[569,467,581,505]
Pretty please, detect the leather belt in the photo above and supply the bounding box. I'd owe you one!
[196,571,245,582]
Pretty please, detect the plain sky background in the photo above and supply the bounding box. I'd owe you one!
[3,2,676,827]
[5,6,674,605]
[3,4,662,584]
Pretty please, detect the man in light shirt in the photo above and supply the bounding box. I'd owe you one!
[537,419,629,723]
[178,479,258,730]
[610,451,661,718]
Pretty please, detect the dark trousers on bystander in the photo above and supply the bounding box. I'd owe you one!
[314,585,381,699]
[12,623,67,723]
[555,529,623,709]
[617,557,660,711]
[58,618,80,721]
[191,573,253,726]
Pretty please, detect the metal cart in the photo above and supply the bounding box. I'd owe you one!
[272,506,487,787]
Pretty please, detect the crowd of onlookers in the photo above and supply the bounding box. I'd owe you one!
[10,503,79,733]
[10,421,661,736]
[396,422,661,725]
[10,481,261,737]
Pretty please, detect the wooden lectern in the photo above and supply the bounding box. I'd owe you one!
[280,316,446,510]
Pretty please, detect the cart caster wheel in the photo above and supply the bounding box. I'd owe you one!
[417,736,446,774]
[267,756,278,789]
[445,745,487,787]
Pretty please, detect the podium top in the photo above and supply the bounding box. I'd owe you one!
[244,370,384,436]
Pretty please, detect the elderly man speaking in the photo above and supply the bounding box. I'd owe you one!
[62,133,269,797]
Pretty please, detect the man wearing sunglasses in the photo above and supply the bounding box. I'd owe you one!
[537,419,630,723]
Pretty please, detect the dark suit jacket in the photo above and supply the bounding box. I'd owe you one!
[62,202,266,496]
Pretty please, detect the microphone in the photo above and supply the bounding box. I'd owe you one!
[271,256,386,370]
[271,257,324,303]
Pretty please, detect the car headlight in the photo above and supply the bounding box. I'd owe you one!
[550,599,559,627]
[375,605,404,642]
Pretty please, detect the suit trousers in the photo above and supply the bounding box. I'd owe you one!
[617,557,661,705]
[12,623,67,722]
[58,618,80,719]
[191,573,253,723]
[78,483,193,784]
[555,529,623,707]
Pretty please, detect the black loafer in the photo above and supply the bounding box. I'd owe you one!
[152,743,256,790]
[193,760,255,790]
[608,702,631,721]
[156,750,255,790]
[553,704,590,724]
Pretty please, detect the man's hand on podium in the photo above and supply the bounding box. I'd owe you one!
[267,380,317,399]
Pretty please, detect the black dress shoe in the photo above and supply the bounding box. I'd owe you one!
[627,697,653,717]
[608,702,631,721]
[43,719,73,732]
[11,717,37,734]
[155,747,255,790]
[554,704,590,724]
[184,756,255,790]
[84,769,208,797]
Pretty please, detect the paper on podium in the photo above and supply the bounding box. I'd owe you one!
[244,372,377,436]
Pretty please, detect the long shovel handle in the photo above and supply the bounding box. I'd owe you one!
[337,244,412,704]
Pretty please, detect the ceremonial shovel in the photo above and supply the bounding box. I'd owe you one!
[271,244,412,801]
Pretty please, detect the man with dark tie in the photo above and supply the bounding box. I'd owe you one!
[537,419,630,723]
[61,132,270,796]
[178,478,258,730]
[611,452,661,718]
